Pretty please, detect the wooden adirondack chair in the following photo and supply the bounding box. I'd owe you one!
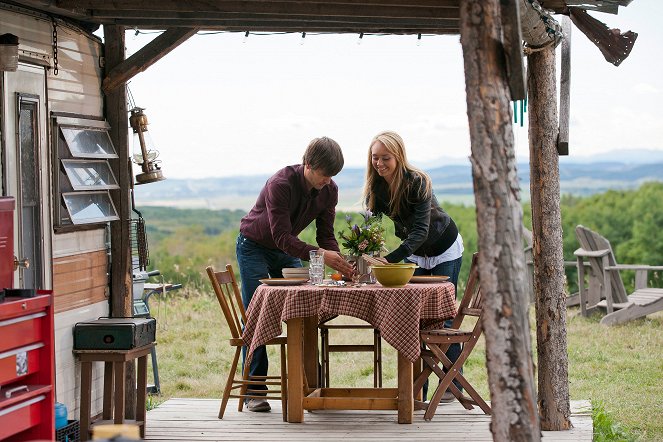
[574,225,663,325]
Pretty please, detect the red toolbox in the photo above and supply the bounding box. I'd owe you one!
[0,293,54,441]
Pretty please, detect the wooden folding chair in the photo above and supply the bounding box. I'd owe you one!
[319,319,382,388]
[413,253,491,420]
[206,264,287,420]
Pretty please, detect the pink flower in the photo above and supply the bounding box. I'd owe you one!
[358,240,369,251]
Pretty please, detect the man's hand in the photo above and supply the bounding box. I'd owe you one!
[319,249,354,277]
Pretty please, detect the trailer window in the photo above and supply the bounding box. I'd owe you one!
[52,116,120,228]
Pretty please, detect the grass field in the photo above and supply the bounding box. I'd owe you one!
[147,290,662,441]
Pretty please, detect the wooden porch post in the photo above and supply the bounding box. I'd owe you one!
[459,1,540,440]
[528,44,572,430]
[104,24,137,419]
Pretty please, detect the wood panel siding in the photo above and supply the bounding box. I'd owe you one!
[53,250,109,313]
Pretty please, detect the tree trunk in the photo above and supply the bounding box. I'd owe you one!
[459,1,541,440]
[105,25,136,419]
[528,46,572,431]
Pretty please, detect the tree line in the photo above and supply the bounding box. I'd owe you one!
[142,182,663,294]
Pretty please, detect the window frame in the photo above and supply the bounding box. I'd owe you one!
[52,114,120,229]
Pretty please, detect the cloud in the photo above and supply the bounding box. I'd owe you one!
[632,83,660,95]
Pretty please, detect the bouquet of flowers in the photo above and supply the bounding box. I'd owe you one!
[338,210,386,257]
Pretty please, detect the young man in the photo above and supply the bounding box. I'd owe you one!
[236,136,354,412]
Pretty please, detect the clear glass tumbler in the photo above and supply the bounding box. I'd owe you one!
[309,249,324,284]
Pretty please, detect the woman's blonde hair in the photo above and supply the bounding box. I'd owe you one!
[363,131,431,216]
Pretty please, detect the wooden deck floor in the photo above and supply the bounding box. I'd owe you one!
[145,398,592,441]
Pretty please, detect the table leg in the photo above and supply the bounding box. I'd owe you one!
[303,316,318,389]
[397,352,413,424]
[113,361,127,424]
[287,318,304,423]
[136,355,148,437]
[80,361,92,441]
[102,361,113,420]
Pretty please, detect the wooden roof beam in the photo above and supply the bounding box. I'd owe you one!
[102,27,199,94]
[104,22,459,34]
[57,0,459,19]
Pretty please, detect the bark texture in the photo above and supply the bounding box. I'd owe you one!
[528,46,572,431]
[459,1,540,440]
[105,25,136,419]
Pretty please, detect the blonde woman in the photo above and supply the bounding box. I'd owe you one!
[363,130,464,402]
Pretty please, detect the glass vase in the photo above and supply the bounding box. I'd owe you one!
[348,252,377,284]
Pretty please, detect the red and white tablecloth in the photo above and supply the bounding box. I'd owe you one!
[243,282,457,363]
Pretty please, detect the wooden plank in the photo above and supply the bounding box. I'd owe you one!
[58,1,461,19]
[500,0,526,100]
[53,249,107,273]
[102,27,198,94]
[107,22,459,34]
[53,250,108,313]
[143,398,592,440]
[558,16,571,155]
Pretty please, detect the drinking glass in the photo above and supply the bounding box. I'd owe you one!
[309,249,324,285]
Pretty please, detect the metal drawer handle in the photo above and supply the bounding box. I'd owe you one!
[4,385,29,398]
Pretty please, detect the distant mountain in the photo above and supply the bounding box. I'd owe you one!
[134,161,663,211]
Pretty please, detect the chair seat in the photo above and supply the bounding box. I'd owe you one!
[597,289,663,309]
[421,328,473,344]
[230,334,287,347]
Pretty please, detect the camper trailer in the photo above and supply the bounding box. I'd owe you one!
[1,4,112,427]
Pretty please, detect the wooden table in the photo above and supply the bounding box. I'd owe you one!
[74,343,154,440]
[243,282,456,424]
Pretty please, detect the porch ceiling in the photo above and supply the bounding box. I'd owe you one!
[6,0,633,34]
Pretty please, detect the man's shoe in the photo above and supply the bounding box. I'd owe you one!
[440,391,456,403]
[246,398,271,412]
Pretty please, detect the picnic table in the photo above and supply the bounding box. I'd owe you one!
[242,282,457,423]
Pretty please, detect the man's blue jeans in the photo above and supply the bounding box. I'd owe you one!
[236,233,301,395]
[406,255,463,401]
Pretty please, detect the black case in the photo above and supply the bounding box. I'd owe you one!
[73,317,156,350]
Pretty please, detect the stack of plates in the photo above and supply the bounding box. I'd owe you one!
[282,267,310,279]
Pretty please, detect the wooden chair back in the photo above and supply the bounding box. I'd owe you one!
[449,253,482,330]
[206,264,247,340]
[575,225,629,303]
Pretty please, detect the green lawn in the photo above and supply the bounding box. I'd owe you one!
[147,291,662,441]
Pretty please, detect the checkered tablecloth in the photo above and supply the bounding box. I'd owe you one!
[243,282,457,363]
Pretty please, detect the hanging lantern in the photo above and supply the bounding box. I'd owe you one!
[129,107,165,184]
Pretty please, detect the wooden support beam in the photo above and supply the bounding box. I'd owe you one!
[558,17,571,156]
[106,21,459,34]
[104,23,137,421]
[102,27,198,94]
[459,0,540,438]
[58,0,460,19]
[528,39,572,430]
[92,11,458,26]
[500,0,526,100]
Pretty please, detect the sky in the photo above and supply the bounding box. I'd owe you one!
[120,0,663,179]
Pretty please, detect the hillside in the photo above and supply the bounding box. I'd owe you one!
[133,160,663,211]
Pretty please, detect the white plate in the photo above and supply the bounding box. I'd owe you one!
[259,278,308,286]
[409,275,450,283]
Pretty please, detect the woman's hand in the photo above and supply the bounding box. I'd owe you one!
[372,256,389,265]
[319,249,355,277]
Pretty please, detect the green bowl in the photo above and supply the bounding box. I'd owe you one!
[371,264,417,288]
